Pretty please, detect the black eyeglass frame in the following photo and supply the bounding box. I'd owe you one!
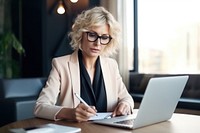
[85,31,112,45]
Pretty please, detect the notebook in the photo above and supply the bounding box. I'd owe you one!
[93,75,189,129]
[9,123,81,133]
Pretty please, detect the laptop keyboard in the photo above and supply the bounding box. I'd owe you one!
[114,119,135,125]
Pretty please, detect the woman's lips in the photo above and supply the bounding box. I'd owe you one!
[90,48,100,53]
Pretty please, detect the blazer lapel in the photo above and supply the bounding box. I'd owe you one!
[100,57,113,111]
[69,51,81,107]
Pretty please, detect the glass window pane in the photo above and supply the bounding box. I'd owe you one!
[125,0,134,70]
[138,0,200,74]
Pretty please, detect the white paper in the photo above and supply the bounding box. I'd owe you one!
[10,124,81,133]
[89,112,112,120]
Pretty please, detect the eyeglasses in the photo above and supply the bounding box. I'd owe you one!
[85,31,112,45]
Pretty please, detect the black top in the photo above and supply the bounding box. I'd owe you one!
[78,50,107,112]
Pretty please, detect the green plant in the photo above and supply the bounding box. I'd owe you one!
[0,32,25,78]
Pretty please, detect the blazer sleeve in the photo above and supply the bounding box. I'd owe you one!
[102,57,134,112]
[111,59,134,112]
[34,58,64,120]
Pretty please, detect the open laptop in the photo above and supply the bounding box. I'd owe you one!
[93,75,189,129]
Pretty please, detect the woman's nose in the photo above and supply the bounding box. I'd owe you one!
[94,38,101,46]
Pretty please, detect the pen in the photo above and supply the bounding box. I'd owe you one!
[74,93,90,107]
[74,93,97,116]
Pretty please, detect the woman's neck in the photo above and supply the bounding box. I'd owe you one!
[82,55,98,84]
[82,56,97,70]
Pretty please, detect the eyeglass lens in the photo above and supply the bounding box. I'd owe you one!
[86,32,112,45]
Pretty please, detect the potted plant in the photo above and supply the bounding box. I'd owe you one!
[0,32,25,78]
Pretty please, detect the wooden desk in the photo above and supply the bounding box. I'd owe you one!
[1,113,200,133]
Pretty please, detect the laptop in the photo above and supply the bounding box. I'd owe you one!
[93,75,189,129]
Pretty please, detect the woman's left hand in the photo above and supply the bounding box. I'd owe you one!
[112,103,131,117]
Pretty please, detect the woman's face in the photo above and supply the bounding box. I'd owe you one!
[81,24,110,58]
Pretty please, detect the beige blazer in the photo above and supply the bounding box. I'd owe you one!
[34,50,134,120]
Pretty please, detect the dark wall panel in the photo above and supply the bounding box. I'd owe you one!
[13,0,100,77]
[21,0,43,77]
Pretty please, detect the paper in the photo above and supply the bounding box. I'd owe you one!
[89,112,112,120]
[9,124,81,133]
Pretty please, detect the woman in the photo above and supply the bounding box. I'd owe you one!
[34,6,134,122]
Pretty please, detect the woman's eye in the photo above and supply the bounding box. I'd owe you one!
[89,33,97,37]
[101,35,109,40]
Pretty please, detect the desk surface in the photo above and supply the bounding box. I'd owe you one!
[1,113,200,133]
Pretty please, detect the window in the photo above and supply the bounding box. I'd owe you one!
[135,0,200,74]
[124,0,134,70]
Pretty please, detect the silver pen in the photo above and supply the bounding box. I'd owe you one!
[74,93,90,107]
[74,93,97,116]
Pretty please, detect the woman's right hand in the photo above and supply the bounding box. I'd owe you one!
[72,103,97,122]
[56,103,97,122]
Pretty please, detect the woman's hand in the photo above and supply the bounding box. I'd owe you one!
[112,103,131,117]
[56,103,97,122]
[72,103,97,122]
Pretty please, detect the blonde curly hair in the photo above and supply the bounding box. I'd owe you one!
[68,6,121,57]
